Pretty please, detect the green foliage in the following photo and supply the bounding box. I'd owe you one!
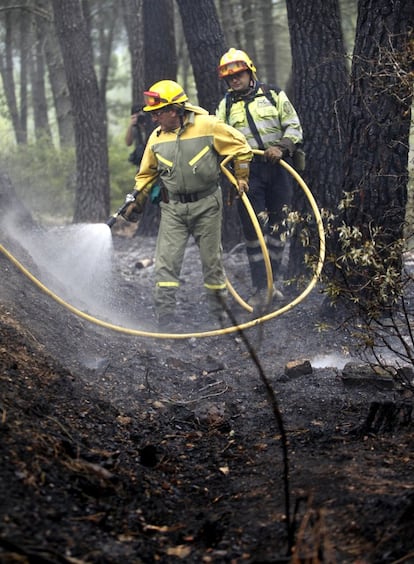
[0,139,76,223]
[0,127,137,222]
[288,191,414,385]
[108,135,137,213]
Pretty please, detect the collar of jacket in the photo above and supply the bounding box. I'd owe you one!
[155,111,195,137]
[229,81,260,104]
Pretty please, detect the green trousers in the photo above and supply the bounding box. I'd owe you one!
[153,188,227,318]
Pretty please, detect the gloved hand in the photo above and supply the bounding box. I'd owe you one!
[264,146,284,164]
[233,159,250,195]
[237,179,249,194]
[121,202,141,222]
[233,159,250,181]
[120,191,142,222]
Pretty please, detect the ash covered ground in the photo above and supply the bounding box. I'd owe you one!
[0,219,413,563]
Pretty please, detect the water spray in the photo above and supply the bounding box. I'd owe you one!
[1,153,325,339]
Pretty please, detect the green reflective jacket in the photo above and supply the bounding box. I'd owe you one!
[216,86,303,150]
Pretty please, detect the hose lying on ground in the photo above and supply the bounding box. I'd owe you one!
[0,154,325,339]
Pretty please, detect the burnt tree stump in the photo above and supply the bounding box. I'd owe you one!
[357,401,413,434]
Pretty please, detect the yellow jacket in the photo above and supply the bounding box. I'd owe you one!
[134,111,252,202]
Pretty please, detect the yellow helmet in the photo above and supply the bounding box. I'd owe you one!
[217,48,257,79]
[143,80,188,112]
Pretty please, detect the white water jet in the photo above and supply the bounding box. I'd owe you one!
[4,218,115,315]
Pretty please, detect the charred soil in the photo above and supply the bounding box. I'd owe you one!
[1,228,414,564]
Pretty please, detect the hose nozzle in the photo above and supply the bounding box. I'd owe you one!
[106,216,117,228]
[106,189,139,228]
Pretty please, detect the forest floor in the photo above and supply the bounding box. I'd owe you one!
[1,215,414,564]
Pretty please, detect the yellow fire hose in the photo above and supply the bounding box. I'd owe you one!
[0,152,325,339]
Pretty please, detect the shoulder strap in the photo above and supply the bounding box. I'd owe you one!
[224,92,233,124]
[224,83,281,130]
[259,82,281,108]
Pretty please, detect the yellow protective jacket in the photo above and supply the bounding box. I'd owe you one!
[134,111,252,204]
[216,85,303,150]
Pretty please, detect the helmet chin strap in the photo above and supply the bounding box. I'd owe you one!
[228,78,258,100]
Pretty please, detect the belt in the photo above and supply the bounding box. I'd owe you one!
[168,185,217,203]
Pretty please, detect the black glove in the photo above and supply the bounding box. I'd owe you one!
[276,138,295,157]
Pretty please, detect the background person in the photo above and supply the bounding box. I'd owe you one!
[125,104,153,168]
[216,48,303,309]
[122,80,252,330]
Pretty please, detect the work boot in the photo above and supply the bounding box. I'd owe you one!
[248,284,284,309]
[157,313,176,333]
[209,309,230,329]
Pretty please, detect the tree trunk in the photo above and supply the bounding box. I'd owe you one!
[342,0,413,237]
[0,9,24,144]
[175,0,226,112]
[38,0,74,147]
[122,0,145,106]
[217,0,239,49]
[19,6,30,144]
[127,0,176,237]
[95,0,119,113]
[241,0,257,68]
[259,0,277,85]
[31,13,53,144]
[144,0,176,88]
[285,0,349,276]
[52,0,110,222]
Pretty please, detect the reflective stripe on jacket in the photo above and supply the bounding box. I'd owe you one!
[134,112,252,196]
[216,87,303,150]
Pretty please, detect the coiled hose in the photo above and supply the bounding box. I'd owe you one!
[0,152,325,339]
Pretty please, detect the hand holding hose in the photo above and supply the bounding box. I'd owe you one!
[106,189,140,227]
[120,192,142,222]
[264,146,284,164]
[233,159,250,196]
[237,179,249,195]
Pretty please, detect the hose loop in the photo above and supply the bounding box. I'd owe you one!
[0,152,325,339]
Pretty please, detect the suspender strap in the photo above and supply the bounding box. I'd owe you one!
[244,100,265,150]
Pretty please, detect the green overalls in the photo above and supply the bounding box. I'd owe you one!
[134,111,252,320]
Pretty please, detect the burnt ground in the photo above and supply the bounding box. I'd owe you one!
[1,220,414,564]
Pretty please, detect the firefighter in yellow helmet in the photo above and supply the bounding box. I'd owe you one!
[122,80,253,331]
[217,48,303,310]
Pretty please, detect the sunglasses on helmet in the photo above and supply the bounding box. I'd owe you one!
[219,60,249,77]
[143,91,169,107]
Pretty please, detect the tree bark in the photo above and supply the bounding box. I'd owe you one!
[30,12,53,144]
[342,0,413,238]
[122,0,145,106]
[175,0,226,112]
[19,6,30,144]
[144,0,176,89]
[332,0,414,304]
[38,0,74,147]
[259,0,277,85]
[96,0,120,113]
[0,8,24,144]
[285,0,349,276]
[217,0,239,49]
[52,0,110,222]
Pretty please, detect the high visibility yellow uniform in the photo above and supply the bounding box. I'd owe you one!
[216,87,302,150]
[217,86,303,291]
[134,111,252,320]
